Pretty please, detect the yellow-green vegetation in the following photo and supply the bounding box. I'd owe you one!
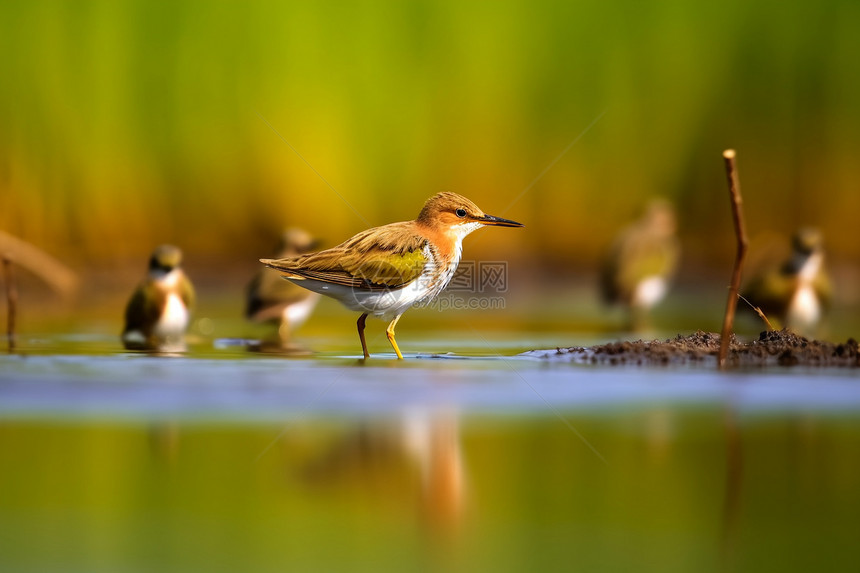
[2,1,860,268]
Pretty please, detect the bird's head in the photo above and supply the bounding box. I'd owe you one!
[148,245,183,275]
[416,192,523,237]
[276,228,320,257]
[791,227,823,257]
[642,198,677,237]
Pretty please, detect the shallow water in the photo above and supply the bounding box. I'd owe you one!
[1,332,859,572]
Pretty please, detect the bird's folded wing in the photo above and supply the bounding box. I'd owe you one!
[620,241,679,287]
[814,272,833,308]
[742,270,795,312]
[262,224,428,290]
[123,283,163,333]
[179,274,195,310]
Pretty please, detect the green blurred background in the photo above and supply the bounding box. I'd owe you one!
[3,5,860,569]
[1,0,859,330]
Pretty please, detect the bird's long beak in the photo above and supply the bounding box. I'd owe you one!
[479,214,524,228]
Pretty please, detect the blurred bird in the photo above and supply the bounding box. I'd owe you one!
[261,192,523,359]
[245,228,321,346]
[742,227,831,336]
[122,245,195,352]
[600,199,680,331]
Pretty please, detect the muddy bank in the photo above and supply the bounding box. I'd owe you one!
[522,330,860,368]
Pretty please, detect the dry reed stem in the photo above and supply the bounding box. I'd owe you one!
[718,149,748,369]
[3,256,17,352]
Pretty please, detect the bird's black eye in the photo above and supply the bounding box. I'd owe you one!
[455,208,467,218]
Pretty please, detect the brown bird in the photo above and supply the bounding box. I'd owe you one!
[261,192,523,359]
[245,228,321,346]
[600,199,680,331]
[742,227,831,336]
[122,245,195,352]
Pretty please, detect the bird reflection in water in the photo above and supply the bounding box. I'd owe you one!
[298,408,466,534]
[148,421,181,464]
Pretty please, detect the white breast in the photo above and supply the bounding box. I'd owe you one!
[787,285,820,332]
[154,293,190,337]
[797,252,822,283]
[633,276,668,309]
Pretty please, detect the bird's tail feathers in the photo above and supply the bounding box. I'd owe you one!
[259,258,307,280]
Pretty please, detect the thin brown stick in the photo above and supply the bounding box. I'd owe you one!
[737,293,774,331]
[718,149,748,369]
[3,256,17,352]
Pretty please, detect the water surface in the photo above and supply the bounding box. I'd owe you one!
[1,333,859,572]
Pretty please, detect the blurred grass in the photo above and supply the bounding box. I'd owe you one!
[1,0,860,272]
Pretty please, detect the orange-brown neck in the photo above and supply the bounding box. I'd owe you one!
[415,221,452,262]
[415,219,483,268]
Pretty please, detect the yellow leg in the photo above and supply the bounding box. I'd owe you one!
[356,313,370,359]
[386,314,404,359]
[277,318,291,347]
